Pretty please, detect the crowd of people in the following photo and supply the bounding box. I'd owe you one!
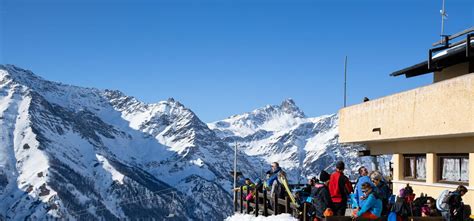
[235,161,471,221]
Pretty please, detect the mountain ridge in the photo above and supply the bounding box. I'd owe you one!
[0,64,382,220]
[0,65,255,220]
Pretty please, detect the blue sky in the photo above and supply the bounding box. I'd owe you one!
[1,0,473,122]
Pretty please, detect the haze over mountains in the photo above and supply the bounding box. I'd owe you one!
[0,65,381,220]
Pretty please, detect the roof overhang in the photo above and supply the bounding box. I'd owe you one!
[391,41,474,78]
[391,27,474,78]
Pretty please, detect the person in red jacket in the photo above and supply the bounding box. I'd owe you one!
[329,161,354,216]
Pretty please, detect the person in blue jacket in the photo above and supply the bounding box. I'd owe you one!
[354,166,371,208]
[354,182,383,219]
[266,162,283,197]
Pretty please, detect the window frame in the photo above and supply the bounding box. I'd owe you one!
[403,154,427,181]
[438,154,469,185]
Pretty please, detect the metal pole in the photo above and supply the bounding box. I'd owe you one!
[344,56,348,107]
[233,143,238,212]
[263,189,268,216]
[440,0,447,38]
[255,190,259,217]
[240,186,244,213]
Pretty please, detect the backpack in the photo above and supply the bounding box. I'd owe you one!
[436,190,451,211]
[311,185,330,218]
[392,197,410,217]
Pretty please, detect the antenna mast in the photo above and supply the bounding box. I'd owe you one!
[440,0,448,38]
[344,56,348,107]
[233,142,238,212]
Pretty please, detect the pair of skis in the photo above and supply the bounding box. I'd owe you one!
[278,173,299,208]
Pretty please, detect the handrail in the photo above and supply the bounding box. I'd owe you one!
[236,181,361,220]
[432,26,474,46]
[235,180,394,220]
[235,186,440,221]
[236,188,300,219]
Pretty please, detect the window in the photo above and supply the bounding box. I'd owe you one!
[404,154,426,180]
[439,154,469,184]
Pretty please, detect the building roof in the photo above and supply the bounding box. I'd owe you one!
[391,27,474,78]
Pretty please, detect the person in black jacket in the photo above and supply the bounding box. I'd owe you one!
[391,188,411,221]
[310,170,333,221]
[448,185,468,221]
[302,177,318,195]
[370,171,391,215]
[298,177,318,205]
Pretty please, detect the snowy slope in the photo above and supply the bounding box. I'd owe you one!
[102,89,260,220]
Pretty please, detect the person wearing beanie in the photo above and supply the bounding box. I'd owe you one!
[319,170,330,183]
[328,161,354,216]
[390,187,410,220]
[310,170,333,221]
[302,176,319,196]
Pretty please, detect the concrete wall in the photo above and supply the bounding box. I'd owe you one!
[368,137,474,155]
[339,72,474,143]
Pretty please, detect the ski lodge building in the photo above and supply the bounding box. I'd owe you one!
[338,28,474,205]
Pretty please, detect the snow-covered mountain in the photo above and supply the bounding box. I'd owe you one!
[0,65,258,220]
[0,65,385,220]
[209,99,387,182]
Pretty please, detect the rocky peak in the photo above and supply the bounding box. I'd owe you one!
[0,65,49,88]
[103,89,126,99]
[161,97,186,111]
[279,98,305,118]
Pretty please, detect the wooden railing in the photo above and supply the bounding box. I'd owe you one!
[235,186,299,217]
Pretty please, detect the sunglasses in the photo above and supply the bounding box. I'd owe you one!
[362,189,370,193]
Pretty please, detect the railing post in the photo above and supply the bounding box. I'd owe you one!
[285,197,290,213]
[234,189,237,212]
[240,186,244,213]
[428,49,433,70]
[467,34,471,57]
[273,192,278,215]
[246,187,251,214]
[263,189,268,216]
[303,203,307,221]
[255,190,259,217]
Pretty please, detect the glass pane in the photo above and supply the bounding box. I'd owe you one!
[404,158,413,177]
[461,158,469,182]
[416,156,426,179]
[410,158,415,178]
[442,158,461,181]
